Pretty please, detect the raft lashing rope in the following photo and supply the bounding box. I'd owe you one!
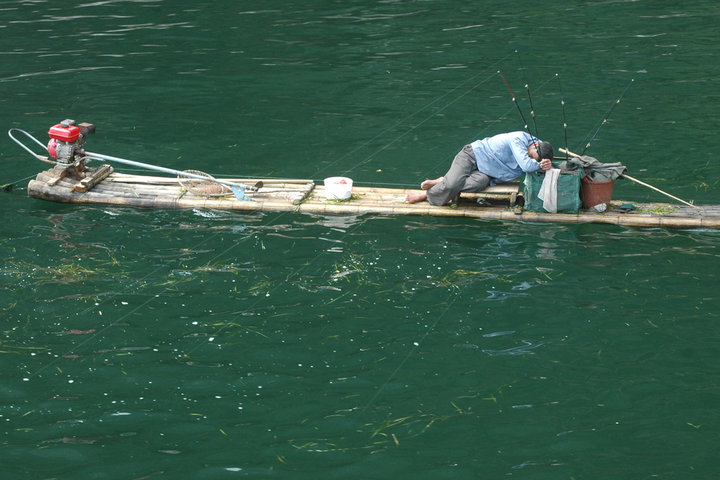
[8,120,261,201]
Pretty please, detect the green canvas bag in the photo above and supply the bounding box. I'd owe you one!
[523,168,583,213]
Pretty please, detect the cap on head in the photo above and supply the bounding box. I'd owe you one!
[537,141,554,160]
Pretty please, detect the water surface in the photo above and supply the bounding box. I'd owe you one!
[2,1,720,478]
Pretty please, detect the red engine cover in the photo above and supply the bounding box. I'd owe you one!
[48,123,80,142]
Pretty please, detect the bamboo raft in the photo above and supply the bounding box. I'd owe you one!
[26,164,720,229]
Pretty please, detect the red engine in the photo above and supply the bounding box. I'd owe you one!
[47,119,95,164]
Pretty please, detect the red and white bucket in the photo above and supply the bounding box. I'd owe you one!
[324,177,353,200]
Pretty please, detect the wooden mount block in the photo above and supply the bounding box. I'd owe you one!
[71,164,114,192]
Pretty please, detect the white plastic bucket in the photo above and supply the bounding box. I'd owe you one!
[324,177,353,200]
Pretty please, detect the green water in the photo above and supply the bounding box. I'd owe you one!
[2,1,720,478]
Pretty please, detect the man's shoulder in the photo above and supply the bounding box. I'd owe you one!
[485,131,529,142]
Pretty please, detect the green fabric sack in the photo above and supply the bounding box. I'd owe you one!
[523,168,583,213]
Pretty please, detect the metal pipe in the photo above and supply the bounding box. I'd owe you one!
[8,128,55,164]
[82,151,261,192]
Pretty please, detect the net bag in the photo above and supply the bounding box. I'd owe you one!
[178,170,233,197]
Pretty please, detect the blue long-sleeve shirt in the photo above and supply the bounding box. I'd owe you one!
[471,131,542,184]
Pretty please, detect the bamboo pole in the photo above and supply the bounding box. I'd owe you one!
[559,148,700,210]
[107,172,313,186]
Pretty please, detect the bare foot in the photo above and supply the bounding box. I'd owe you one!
[420,177,444,190]
[405,191,428,203]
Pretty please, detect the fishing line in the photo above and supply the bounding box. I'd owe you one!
[568,45,677,155]
[20,222,260,381]
[363,281,471,411]
[25,204,375,379]
[556,73,569,161]
[310,53,514,180]
[136,57,662,382]
[350,78,498,172]
[176,66,522,376]
[421,71,558,181]
[580,78,634,155]
[181,64,538,361]
[22,189,373,382]
[195,58,662,369]
[342,71,502,178]
[22,185,387,381]
[162,67,523,357]
[20,54,520,385]
[20,63,513,379]
[1,174,35,191]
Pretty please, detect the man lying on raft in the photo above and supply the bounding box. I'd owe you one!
[406,131,554,205]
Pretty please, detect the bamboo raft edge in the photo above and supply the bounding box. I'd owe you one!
[26,168,720,229]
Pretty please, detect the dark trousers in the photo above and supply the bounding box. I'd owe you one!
[426,145,491,206]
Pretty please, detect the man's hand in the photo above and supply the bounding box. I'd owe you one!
[539,158,553,171]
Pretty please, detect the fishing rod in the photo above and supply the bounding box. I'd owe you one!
[513,50,541,141]
[498,71,536,142]
[581,78,634,155]
[555,73,569,161]
[525,82,541,141]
